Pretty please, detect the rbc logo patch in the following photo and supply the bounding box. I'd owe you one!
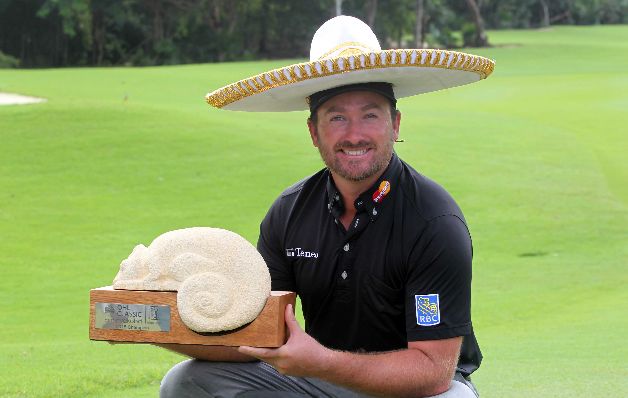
[415,294,440,326]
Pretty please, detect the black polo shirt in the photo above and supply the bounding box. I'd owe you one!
[257,153,481,376]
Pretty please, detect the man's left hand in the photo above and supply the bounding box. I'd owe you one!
[238,304,333,377]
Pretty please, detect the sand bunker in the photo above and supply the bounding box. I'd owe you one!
[0,92,47,105]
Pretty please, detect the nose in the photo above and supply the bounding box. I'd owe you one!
[343,119,363,144]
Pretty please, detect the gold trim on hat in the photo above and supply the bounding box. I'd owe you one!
[317,41,377,60]
[205,49,495,109]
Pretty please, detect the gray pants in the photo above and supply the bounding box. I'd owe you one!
[160,359,479,398]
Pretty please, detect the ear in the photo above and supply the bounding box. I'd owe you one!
[392,111,401,142]
[307,119,319,147]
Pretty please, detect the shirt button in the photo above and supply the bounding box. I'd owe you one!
[372,208,378,216]
[341,271,348,279]
[343,243,350,252]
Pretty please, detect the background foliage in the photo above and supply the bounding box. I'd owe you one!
[1,0,627,68]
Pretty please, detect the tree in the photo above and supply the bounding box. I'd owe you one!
[2,0,627,68]
[463,0,489,46]
[540,0,550,27]
[365,0,378,27]
[413,0,425,48]
[335,0,343,16]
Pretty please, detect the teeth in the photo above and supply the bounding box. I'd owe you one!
[344,149,368,156]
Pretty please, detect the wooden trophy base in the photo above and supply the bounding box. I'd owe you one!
[89,287,295,347]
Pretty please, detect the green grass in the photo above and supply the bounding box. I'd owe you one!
[1,25,627,397]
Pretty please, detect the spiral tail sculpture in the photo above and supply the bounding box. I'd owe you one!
[112,227,271,333]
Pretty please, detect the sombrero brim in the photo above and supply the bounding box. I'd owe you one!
[205,49,495,112]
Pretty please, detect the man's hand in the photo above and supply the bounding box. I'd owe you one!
[241,304,461,397]
[238,304,333,378]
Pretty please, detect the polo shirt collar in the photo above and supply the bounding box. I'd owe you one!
[326,152,402,223]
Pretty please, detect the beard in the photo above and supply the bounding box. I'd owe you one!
[317,135,395,182]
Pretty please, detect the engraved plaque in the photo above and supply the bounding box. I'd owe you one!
[94,302,170,332]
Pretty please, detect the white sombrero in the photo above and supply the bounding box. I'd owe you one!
[205,15,495,112]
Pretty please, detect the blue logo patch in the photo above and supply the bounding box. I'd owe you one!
[415,294,440,326]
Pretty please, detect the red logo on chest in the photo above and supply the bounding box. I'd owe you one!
[372,181,391,203]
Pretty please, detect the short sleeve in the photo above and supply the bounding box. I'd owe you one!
[405,215,473,341]
[257,198,296,292]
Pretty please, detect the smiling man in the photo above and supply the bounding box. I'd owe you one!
[159,15,494,398]
[309,84,398,182]
[305,85,400,232]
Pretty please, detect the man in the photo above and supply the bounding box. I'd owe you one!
[160,15,493,398]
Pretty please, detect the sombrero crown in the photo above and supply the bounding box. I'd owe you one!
[205,15,494,112]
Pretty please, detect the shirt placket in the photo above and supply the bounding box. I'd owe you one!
[337,195,379,285]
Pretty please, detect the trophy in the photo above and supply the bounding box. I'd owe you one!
[89,227,295,347]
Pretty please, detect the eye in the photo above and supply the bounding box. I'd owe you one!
[330,115,345,122]
[364,113,378,119]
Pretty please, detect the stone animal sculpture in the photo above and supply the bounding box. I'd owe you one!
[112,227,271,333]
